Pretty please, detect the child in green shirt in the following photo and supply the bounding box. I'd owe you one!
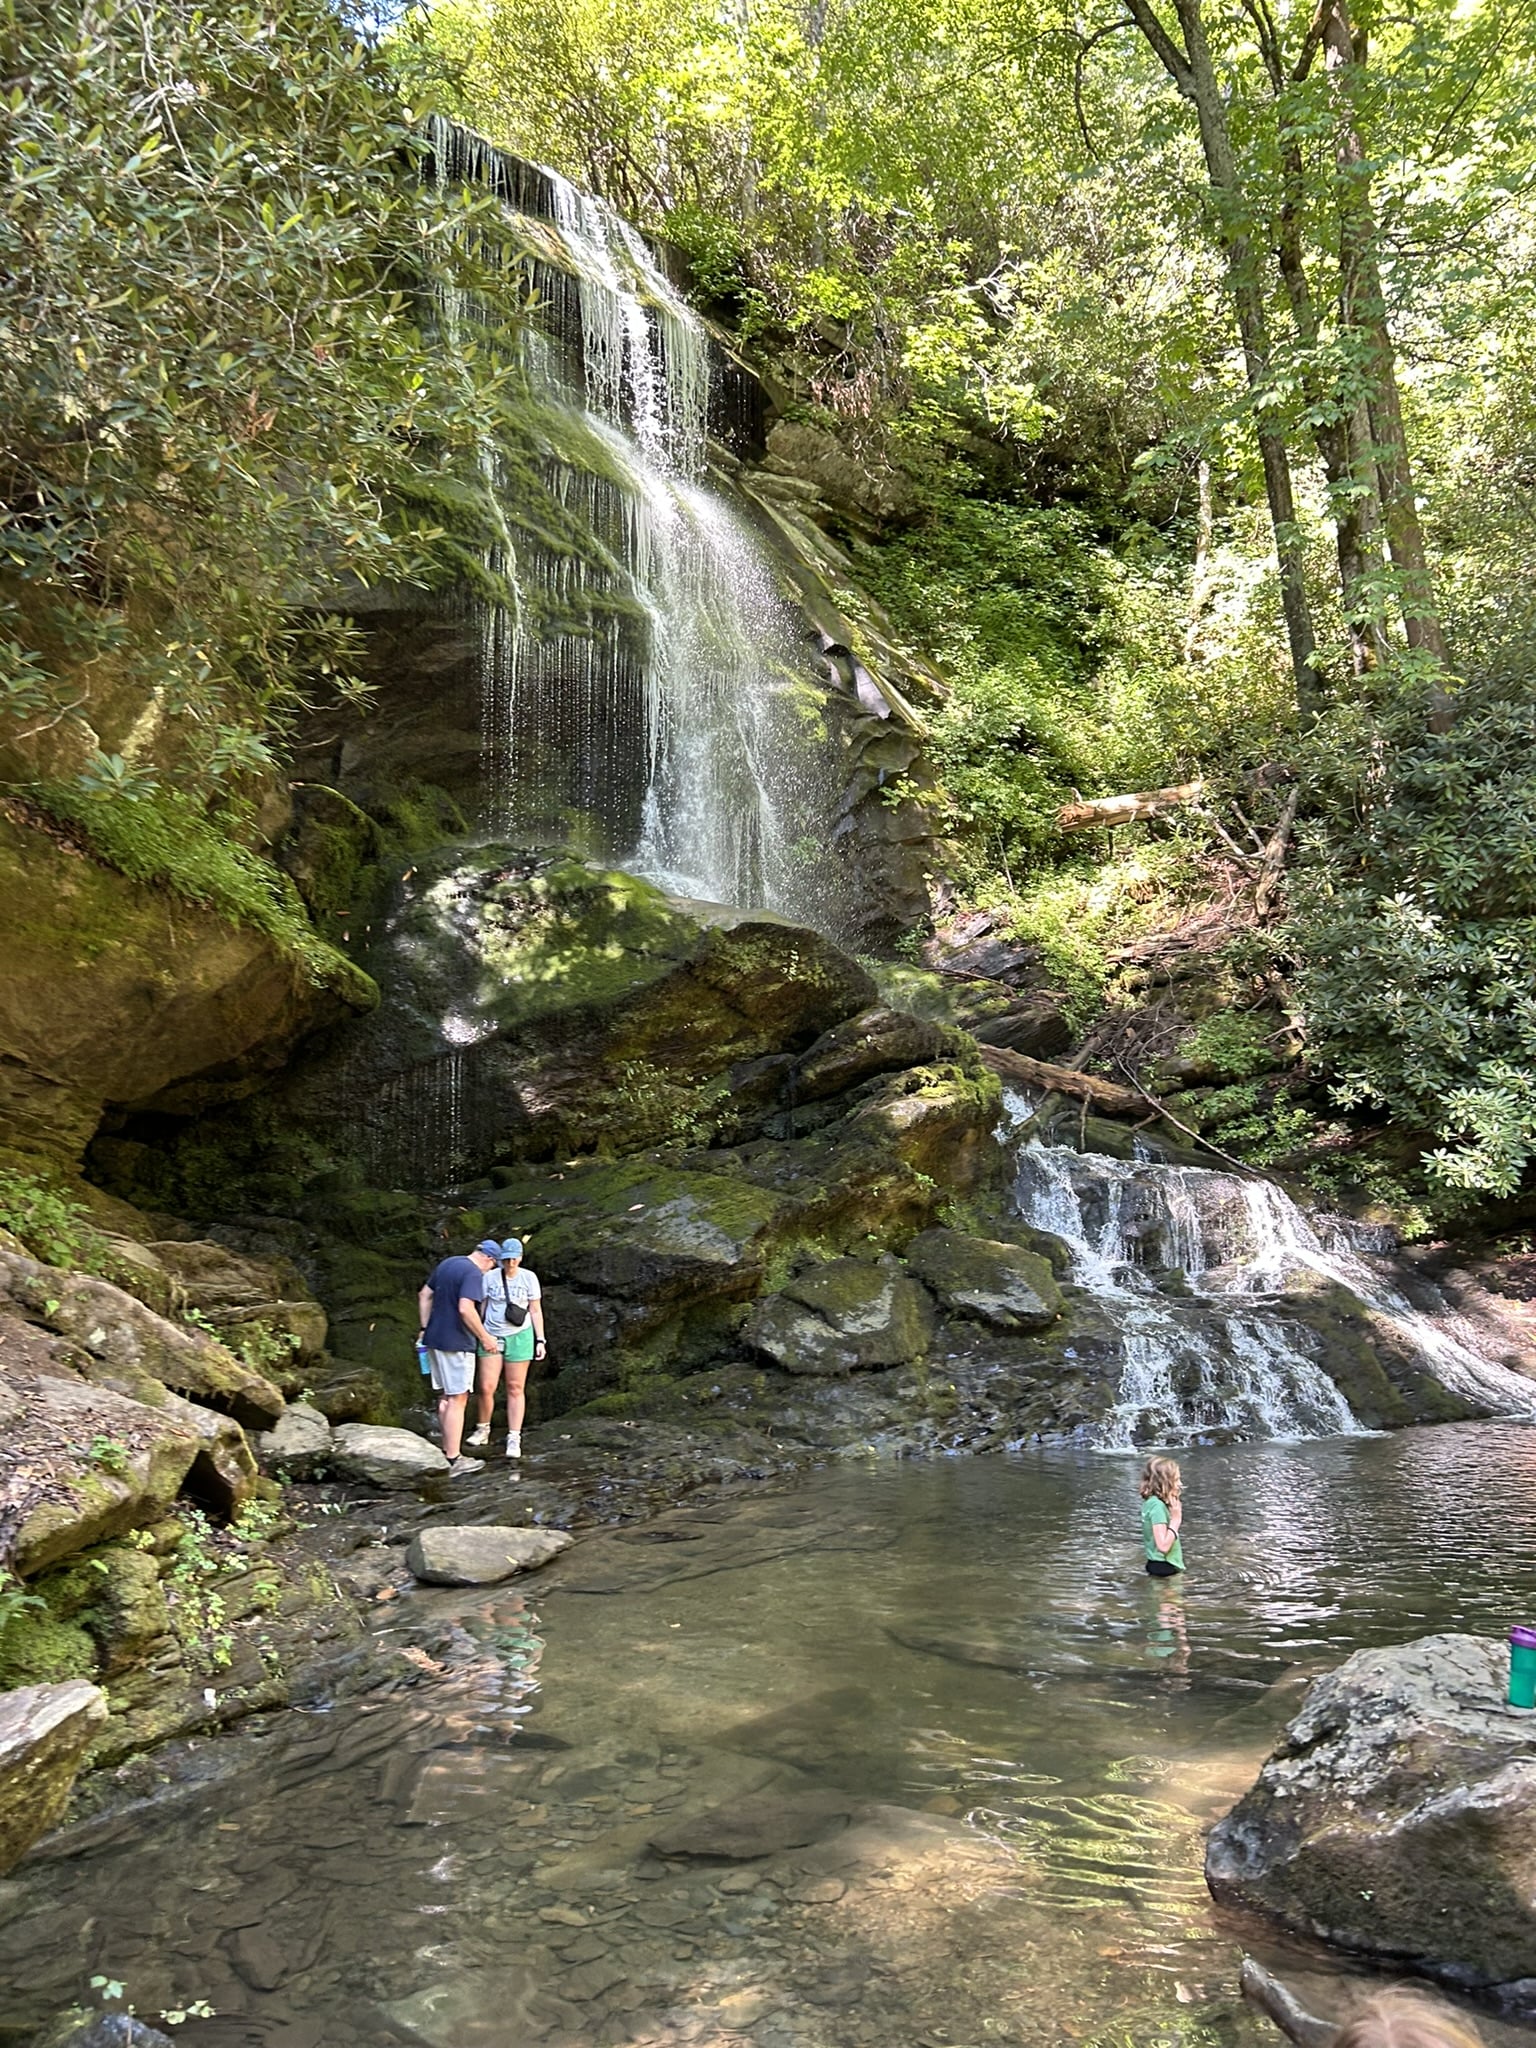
[1140,1456,1185,1577]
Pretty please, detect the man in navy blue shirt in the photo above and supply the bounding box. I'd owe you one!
[417,1240,501,1474]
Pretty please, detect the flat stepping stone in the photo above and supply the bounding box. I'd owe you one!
[406,1525,574,1586]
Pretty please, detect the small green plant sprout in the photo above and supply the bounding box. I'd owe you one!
[89,1975,214,2027]
[0,1569,45,1639]
[86,1434,130,1475]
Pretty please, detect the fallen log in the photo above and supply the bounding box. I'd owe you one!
[979,1045,1144,1117]
[1054,780,1204,833]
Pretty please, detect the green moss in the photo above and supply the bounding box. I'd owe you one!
[33,781,377,1001]
[0,1602,98,1689]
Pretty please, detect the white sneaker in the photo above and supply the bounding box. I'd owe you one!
[506,1432,522,1460]
[466,1425,491,1447]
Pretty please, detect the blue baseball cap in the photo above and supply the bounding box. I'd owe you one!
[500,1238,524,1259]
[475,1239,503,1258]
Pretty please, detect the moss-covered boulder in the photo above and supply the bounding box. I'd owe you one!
[904,1228,1062,1331]
[744,1259,935,1375]
[788,1007,946,1105]
[266,852,877,1185]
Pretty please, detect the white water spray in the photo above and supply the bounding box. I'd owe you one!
[1005,1099,1536,1447]
[431,124,838,925]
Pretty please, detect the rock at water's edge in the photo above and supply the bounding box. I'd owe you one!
[328,1423,448,1487]
[405,1525,573,1585]
[0,1680,108,1874]
[744,1259,934,1375]
[1206,1633,1536,2002]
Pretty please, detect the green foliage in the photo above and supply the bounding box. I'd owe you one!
[86,1434,130,1477]
[2,0,523,799]
[1293,676,1536,1200]
[1177,1010,1278,1082]
[164,1508,232,1674]
[0,1166,101,1267]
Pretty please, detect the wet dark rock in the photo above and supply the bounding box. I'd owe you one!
[903,1228,1061,1331]
[650,1787,855,1859]
[969,998,1072,1060]
[1207,1633,1536,2004]
[404,1524,573,1585]
[744,1260,935,1375]
[787,1008,946,1106]
[0,1680,108,1874]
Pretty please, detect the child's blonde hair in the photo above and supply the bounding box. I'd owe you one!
[1139,1456,1182,1503]
[1333,1989,1484,2048]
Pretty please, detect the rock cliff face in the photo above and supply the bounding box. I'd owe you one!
[1207,1633,1536,2009]
[0,803,373,1174]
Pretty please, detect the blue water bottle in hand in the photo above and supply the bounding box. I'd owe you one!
[416,1339,432,1378]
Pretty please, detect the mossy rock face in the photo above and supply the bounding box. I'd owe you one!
[0,1603,98,1690]
[744,1260,936,1375]
[903,1228,1062,1331]
[0,805,373,1172]
[263,850,878,1186]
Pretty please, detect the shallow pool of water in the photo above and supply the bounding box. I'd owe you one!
[7,1422,1536,2048]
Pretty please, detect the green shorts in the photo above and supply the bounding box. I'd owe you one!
[502,1326,536,1365]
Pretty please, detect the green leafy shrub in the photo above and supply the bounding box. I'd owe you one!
[0,1168,102,1268]
[1293,677,1536,1201]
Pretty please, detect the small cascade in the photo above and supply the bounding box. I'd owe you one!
[429,120,844,931]
[1007,1107,1536,1447]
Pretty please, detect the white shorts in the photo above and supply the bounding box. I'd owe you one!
[428,1350,475,1396]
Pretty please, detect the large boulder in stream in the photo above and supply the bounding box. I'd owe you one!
[1206,1634,1536,2005]
[405,1524,573,1584]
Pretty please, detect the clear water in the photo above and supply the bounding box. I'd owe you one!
[8,1424,1536,2048]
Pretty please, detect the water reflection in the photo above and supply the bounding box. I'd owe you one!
[5,1424,1536,2047]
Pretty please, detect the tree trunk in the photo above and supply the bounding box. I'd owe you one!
[1322,0,1449,668]
[1272,128,1386,673]
[977,1046,1146,1117]
[1055,781,1205,832]
[1123,0,1321,715]
[1183,458,1216,662]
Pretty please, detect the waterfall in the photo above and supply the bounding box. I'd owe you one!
[1005,1100,1536,1447]
[430,122,843,931]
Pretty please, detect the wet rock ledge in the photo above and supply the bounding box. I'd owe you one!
[1206,1633,1536,2013]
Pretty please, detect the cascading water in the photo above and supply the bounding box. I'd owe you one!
[431,122,841,930]
[1004,1097,1536,1448]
